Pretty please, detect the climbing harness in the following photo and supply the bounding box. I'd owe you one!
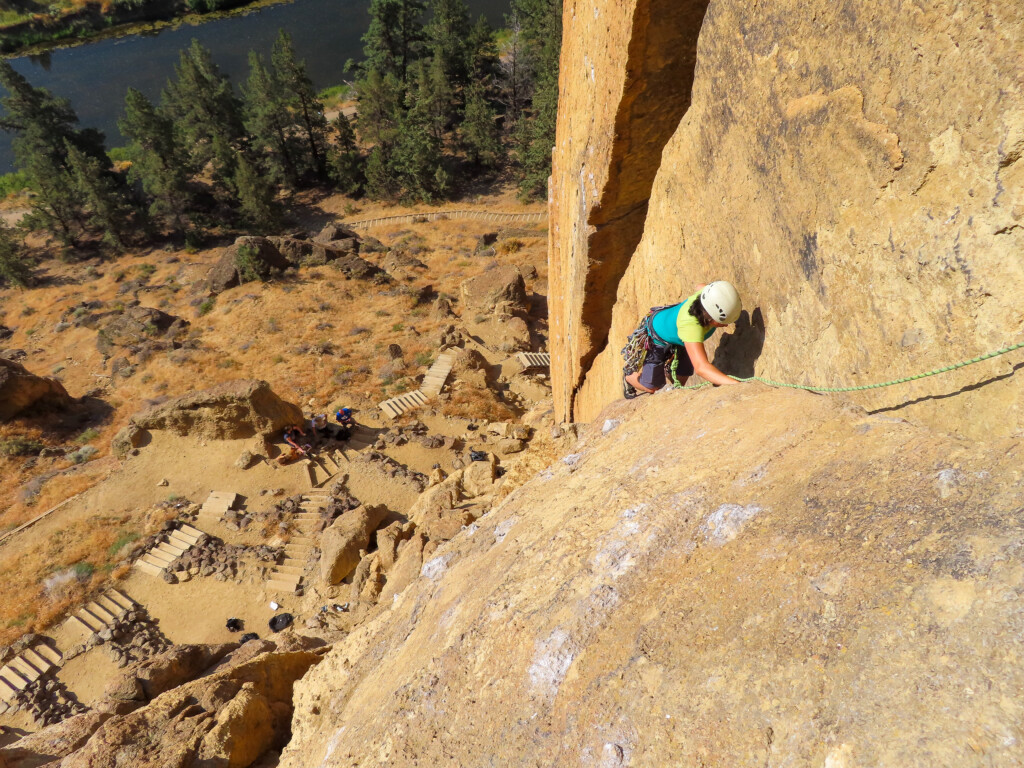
[668,340,1024,392]
[621,305,675,378]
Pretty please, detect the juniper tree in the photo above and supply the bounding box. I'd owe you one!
[0,221,31,287]
[360,0,427,83]
[355,67,405,147]
[414,55,453,143]
[66,142,138,250]
[233,152,279,232]
[0,61,117,246]
[424,0,470,88]
[162,40,244,193]
[119,88,193,233]
[243,51,300,188]
[461,82,502,168]
[271,31,330,183]
[329,113,364,196]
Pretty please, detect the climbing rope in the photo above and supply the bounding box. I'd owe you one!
[669,340,1024,392]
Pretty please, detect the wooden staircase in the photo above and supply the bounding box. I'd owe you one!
[514,352,551,370]
[378,389,429,419]
[134,523,205,577]
[196,491,238,528]
[265,494,327,594]
[0,641,63,713]
[420,350,456,396]
[64,588,137,639]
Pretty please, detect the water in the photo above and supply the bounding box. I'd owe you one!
[0,0,510,173]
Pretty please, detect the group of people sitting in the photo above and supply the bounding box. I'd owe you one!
[277,408,356,465]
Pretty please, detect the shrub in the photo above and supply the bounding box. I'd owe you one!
[0,172,29,199]
[0,436,44,456]
[68,446,98,464]
[198,298,215,316]
[138,263,156,276]
[499,238,524,254]
[107,531,139,559]
[74,427,99,444]
[236,244,269,283]
[391,322,404,332]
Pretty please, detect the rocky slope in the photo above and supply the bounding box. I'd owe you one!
[278,386,1024,766]
[550,0,1024,436]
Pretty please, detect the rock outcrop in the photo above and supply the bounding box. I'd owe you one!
[3,641,324,768]
[320,504,390,585]
[280,386,1024,766]
[460,266,532,352]
[0,358,72,421]
[206,237,292,294]
[550,0,1024,439]
[126,380,302,440]
[96,306,189,357]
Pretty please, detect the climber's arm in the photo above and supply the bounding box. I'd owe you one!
[684,341,737,386]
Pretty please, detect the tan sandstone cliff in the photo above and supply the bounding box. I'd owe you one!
[279,387,1024,765]
[550,0,1024,436]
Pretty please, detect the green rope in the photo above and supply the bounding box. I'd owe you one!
[670,340,1024,392]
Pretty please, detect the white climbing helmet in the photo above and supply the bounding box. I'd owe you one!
[700,281,742,324]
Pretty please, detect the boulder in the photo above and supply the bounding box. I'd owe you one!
[111,424,147,457]
[459,265,528,317]
[0,358,72,421]
[104,644,238,703]
[235,450,256,470]
[323,250,386,281]
[96,306,188,357]
[320,504,390,585]
[206,237,291,294]
[314,223,360,245]
[468,314,531,353]
[266,236,315,266]
[129,380,303,440]
[462,454,498,498]
[198,682,275,768]
[497,438,525,454]
[408,472,463,528]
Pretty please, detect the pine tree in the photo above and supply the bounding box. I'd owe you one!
[424,0,470,88]
[0,221,31,287]
[162,39,244,192]
[271,31,329,182]
[243,51,300,188]
[355,67,405,147]
[360,0,427,83]
[415,55,453,143]
[65,142,137,250]
[329,113,364,195]
[233,152,279,232]
[0,61,115,246]
[466,15,499,86]
[119,88,193,233]
[461,82,502,168]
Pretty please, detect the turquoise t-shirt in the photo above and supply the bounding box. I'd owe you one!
[650,292,716,346]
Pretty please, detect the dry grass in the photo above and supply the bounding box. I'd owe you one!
[0,187,548,642]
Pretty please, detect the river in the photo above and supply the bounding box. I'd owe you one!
[1,0,510,173]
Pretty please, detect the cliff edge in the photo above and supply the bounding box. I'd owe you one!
[280,387,1024,765]
[550,0,1024,436]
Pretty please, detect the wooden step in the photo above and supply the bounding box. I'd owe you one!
[29,644,62,667]
[67,614,98,634]
[95,593,127,618]
[135,558,165,577]
[21,648,53,674]
[281,557,306,568]
[155,543,186,560]
[168,531,197,549]
[0,666,29,691]
[140,554,171,571]
[8,657,40,682]
[178,523,205,538]
[0,675,20,698]
[144,550,175,567]
[273,565,303,577]
[266,578,301,594]
[106,588,136,611]
[85,601,117,624]
[73,610,104,633]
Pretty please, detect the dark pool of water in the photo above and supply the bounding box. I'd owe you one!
[1,0,509,173]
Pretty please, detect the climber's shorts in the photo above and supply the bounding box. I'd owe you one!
[638,341,693,390]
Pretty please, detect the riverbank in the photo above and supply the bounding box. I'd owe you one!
[0,0,291,57]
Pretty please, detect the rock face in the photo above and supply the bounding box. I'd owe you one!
[460,266,532,352]
[550,0,1024,439]
[280,387,1024,766]
[129,380,303,440]
[0,358,72,421]
[207,237,292,294]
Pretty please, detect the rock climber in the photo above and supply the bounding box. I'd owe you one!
[623,281,743,398]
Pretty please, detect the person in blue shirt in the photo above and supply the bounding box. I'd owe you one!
[624,281,743,398]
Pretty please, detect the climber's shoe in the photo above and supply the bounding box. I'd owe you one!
[623,376,639,400]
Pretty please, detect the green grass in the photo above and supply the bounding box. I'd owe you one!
[74,427,100,444]
[107,531,139,558]
[198,298,215,316]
